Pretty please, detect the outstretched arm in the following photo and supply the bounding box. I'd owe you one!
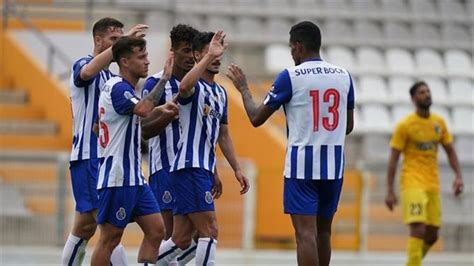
[134,52,174,117]
[217,124,250,194]
[80,24,149,81]
[442,143,464,196]
[179,30,227,98]
[226,64,279,127]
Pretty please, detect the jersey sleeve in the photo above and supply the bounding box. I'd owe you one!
[347,73,355,110]
[141,76,167,105]
[111,82,140,115]
[390,122,407,151]
[439,117,453,145]
[221,89,229,125]
[263,69,293,110]
[72,57,93,87]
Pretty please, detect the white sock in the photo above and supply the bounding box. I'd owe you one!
[111,243,128,265]
[194,238,217,266]
[155,239,182,266]
[177,239,197,265]
[61,233,87,266]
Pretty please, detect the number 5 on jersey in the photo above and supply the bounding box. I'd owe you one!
[99,107,109,148]
[310,89,340,132]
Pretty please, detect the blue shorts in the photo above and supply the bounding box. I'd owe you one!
[69,159,100,213]
[96,185,160,228]
[149,168,175,211]
[284,178,343,218]
[170,168,215,215]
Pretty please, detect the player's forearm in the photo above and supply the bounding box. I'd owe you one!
[80,48,113,81]
[145,77,169,106]
[446,147,463,179]
[218,134,241,173]
[240,89,262,127]
[386,150,400,192]
[141,108,165,140]
[179,54,215,97]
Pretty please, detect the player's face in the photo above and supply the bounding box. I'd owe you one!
[413,85,432,109]
[173,42,194,72]
[128,46,149,79]
[97,27,124,53]
[196,44,221,74]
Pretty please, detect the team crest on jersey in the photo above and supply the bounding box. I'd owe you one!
[162,191,173,204]
[218,91,225,103]
[205,191,214,204]
[203,104,211,116]
[116,207,126,221]
[434,124,441,134]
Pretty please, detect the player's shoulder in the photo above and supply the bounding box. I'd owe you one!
[72,55,93,68]
[429,112,447,125]
[398,113,418,126]
[149,71,164,80]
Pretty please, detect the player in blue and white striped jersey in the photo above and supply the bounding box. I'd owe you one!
[157,31,250,266]
[227,21,355,266]
[63,17,148,266]
[91,37,178,265]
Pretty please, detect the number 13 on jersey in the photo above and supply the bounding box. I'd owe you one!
[310,89,340,132]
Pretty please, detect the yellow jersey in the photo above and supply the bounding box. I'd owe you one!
[390,112,453,192]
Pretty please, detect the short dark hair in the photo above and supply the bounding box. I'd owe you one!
[192,31,214,52]
[409,81,428,97]
[289,21,321,52]
[112,36,146,65]
[170,24,199,49]
[92,17,124,37]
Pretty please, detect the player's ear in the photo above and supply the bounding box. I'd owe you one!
[94,35,102,47]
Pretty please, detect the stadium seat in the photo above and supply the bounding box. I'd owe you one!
[452,107,474,134]
[351,0,379,14]
[294,0,321,7]
[431,105,453,129]
[439,0,467,20]
[323,19,353,43]
[352,106,364,133]
[176,15,205,31]
[234,0,257,7]
[392,105,413,124]
[445,49,473,77]
[206,16,235,34]
[415,49,445,76]
[388,76,414,104]
[358,75,389,104]
[322,0,350,11]
[413,23,441,48]
[441,24,471,49]
[326,46,356,71]
[454,136,474,163]
[423,77,450,105]
[236,17,262,35]
[383,21,412,46]
[266,18,291,36]
[448,78,473,106]
[361,104,391,132]
[264,44,293,74]
[354,20,383,44]
[380,0,409,15]
[386,48,415,75]
[409,0,438,17]
[356,47,386,75]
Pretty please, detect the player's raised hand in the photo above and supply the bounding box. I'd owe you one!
[158,102,179,120]
[235,170,250,195]
[385,191,398,211]
[226,64,248,93]
[126,24,149,38]
[453,176,464,196]
[162,51,174,80]
[208,30,227,58]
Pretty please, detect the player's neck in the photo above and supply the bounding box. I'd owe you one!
[416,108,430,118]
[120,70,139,89]
[201,70,215,85]
[172,66,186,81]
[301,52,321,62]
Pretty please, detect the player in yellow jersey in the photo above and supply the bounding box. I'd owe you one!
[385,81,464,266]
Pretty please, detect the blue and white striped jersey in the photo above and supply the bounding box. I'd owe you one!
[69,55,113,161]
[171,79,228,173]
[97,76,145,189]
[264,59,355,180]
[142,72,180,174]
